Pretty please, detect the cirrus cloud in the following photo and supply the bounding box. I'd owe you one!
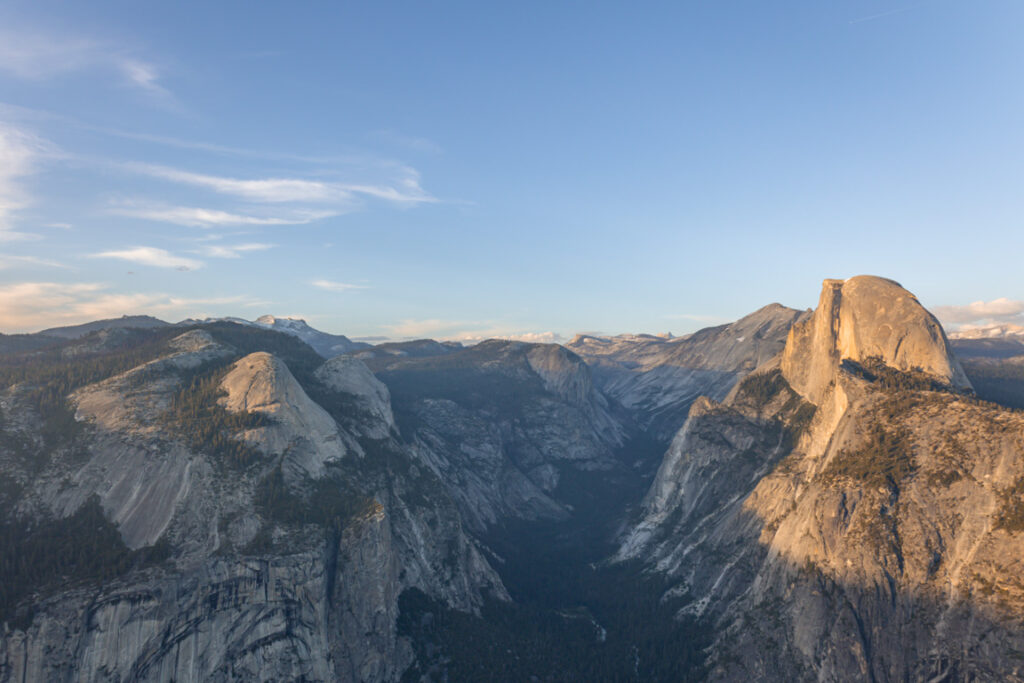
[197,243,274,259]
[90,246,202,270]
[311,279,368,293]
[128,163,437,206]
[109,202,335,228]
[0,26,171,101]
[0,121,55,241]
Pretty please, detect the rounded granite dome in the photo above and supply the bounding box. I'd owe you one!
[781,275,971,404]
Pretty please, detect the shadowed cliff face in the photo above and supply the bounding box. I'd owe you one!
[622,276,1024,681]
[569,304,804,444]
[366,339,627,531]
[0,325,505,683]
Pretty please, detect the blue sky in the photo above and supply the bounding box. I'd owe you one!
[2,1,1024,340]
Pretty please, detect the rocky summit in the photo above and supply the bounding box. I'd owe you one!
[2,277,1024,681]
[781,275,972,404]
[621,276,1024,681]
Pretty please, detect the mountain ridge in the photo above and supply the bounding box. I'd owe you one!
[619,275,1024,680]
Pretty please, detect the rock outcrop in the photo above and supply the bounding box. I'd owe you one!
[621,275,1024,681]
[314,355,397,439]
[367,339,627,531]
[0,327,505,682]
[781,275,971,404]
[252,315,369,358]
[569,303,803,442]
[220,351,360,478]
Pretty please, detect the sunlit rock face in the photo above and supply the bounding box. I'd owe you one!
[219,351,360,478]
[781,275,971,405]
[622,276,1024,681]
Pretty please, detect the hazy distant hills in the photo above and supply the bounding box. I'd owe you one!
[21,313,369,360]
[949,322,1024,341]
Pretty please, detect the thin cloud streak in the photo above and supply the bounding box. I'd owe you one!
[128,163,438,205]
[90,246,203,270]
[311,279,368,293]
[0,121,52,241]
[849,0,938,25]
[109,202,335,227]
[0,26,172,100]
[197,243,274,259]
[0,103,438,170]
[0,254,68,269]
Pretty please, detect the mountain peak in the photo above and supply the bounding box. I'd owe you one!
[781,275,971,404]
[255,314,306,327]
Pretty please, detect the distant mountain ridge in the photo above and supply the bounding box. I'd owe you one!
[178,314,370,358]
[948,322,1024,340]
[567,303,804,443]
[38,315,170,339]
[28,314,368,360]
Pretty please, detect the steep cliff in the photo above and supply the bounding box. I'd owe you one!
[219,351,361,478]
[569,304,803,443]
[0,324,505,682]
[314,354,397,440]
[622,275,1024,681]
[781,276,971,404]
[365,339,626,531]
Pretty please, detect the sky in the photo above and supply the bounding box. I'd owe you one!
[2,0,1024,341]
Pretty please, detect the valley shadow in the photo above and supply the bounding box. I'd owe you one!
[397,439,712,682]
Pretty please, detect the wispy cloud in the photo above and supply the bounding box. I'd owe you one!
[197,243,274,259]
[311,279,368,293]
[0,282,120,331]
[0,30,101,79]
[109,201,334,227]
[384,318,565,344]
[0,281,265,332]
[0,26,171,100]
[119,59,169,98]
[0,121,54,241]
[129,163,437,205]
[91,246,203,270]
[0,254,68,269]
[933,298,1024,328]
[849,0,938,25]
